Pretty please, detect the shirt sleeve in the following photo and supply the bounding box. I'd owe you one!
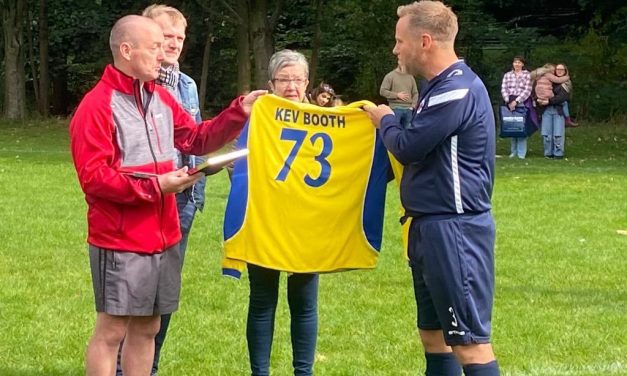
[549,85,570,105]
[70,100,162,205]
[168,94,248,156]
[380,87,469,165]
[501,72,509,102]
[221,257,246,279]
[379,73,397,100]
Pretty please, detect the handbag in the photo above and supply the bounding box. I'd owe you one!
[499,105,528,138]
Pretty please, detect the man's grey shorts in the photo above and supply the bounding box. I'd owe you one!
[89,245,182,316]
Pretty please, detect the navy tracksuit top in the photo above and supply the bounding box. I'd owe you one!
[380,60,495,216]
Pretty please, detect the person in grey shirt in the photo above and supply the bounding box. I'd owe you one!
[380,64,419,129]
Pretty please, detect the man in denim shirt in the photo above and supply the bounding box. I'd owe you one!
[116,5,206,376]
[147,6,207,375]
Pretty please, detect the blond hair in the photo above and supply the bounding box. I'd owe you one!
[397,1,458,44]
[530,64,555,81]
[556,63,573,93]
[142,4,187,27]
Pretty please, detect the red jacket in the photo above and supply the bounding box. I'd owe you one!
[70,65,246,253]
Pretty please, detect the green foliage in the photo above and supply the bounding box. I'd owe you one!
[47,0,113,69]
[274,0,314,49]
[313,0,399,102]
[7,0,626,120]
[0,119,626,374]
[177,1,247,110]
[529,28,627,120]
[66,62,108,102]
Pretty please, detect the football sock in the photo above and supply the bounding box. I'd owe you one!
[463,360,500,376]
[425,352,461,376]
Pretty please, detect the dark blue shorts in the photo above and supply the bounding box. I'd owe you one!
[408,211,495,346]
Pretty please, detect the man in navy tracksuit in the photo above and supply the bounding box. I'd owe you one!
[365,2,500,376]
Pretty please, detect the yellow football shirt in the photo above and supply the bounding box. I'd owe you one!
[223,94,389,276]
[388,153,411,259]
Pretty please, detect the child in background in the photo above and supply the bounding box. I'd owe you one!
[531,64,577,126]
[309,82,336,107]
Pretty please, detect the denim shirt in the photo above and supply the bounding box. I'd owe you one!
[176,72,206,211]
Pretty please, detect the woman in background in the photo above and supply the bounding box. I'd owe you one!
[501,56,532,159]
[536,63,572,159]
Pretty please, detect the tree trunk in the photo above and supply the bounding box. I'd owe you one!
[38,0,49,117]
[236,0,250,93]
[26,1,40,108]
[198,0,215,112]
[2,0,27,119]
[51,66,68,115]
[308,0,323,89]
[249,0,275,87]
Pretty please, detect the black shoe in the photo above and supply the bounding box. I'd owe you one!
[544,155,554,159]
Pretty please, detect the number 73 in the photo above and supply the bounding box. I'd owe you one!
[275,128,333,187]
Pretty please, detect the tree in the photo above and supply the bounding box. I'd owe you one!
[210,0,251,94]
[25,0,50,116]
[38,0,49,116]
[197,0,216,111]
[47,0,115,114]
[2,0,27,119]
[235,0,250,93]
[249,0,283,87]
[308,0,323,88]
[0,0,624,120]
[26,1,40,108]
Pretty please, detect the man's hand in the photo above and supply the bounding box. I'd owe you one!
[397,91,411,102]
[363,104,394,129]
[157,167,203,194]
[508,100,517,111]
[241,90,268,115]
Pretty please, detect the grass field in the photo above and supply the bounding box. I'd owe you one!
[0,118,625,376]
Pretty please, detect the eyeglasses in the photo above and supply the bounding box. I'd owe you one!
[272,77,307,86]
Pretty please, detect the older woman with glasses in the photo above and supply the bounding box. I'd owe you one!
[246,49,318,376]
[267,50,310,102]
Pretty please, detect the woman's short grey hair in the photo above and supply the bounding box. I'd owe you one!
[268,49,309,80]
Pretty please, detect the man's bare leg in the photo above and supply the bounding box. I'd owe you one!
[85,313,129,376]
[120,315,161,376]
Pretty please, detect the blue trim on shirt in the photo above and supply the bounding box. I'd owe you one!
[221,268,242,279]
[223,120,250,240]
[362,133,389,251]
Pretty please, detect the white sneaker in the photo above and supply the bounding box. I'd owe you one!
[508,153,515,158]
